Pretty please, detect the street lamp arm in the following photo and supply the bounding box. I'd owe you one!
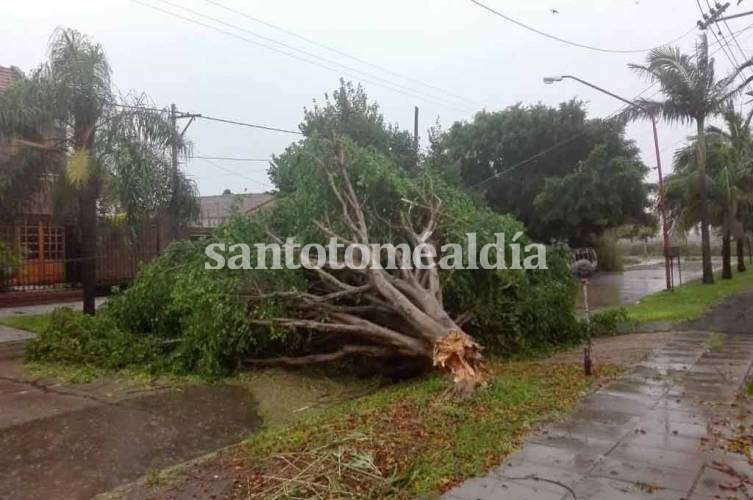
[560,75,648,113]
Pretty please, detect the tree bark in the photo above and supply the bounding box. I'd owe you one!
[738,236,747,273]
[722,229,732,280]
[75,124,98,316]
[78,182,97,315]
[696,119,715,284]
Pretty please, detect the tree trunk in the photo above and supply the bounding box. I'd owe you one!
[722,229,732,280]
[79,183,97,315]
[696,119,715,284]
[738,236,747,273]
[75,124,98,316]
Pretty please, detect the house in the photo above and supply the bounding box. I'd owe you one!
[192,192,275,230]
[0,65,69,288]
[0,65,163,296]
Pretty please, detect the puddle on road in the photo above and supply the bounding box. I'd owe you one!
[0,385,260,500]
[575,261,709,312]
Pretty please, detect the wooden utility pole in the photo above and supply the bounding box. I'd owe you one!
[168,104,200,241]
[413,106,419,150]
[169,104,179,241]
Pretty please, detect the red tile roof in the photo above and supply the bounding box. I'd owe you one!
[0,66,15,92]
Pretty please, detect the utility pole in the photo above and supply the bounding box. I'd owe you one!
[169,104,200,241]
[413,106,419,149]
[414,106,420,168]
[169,104,178,241]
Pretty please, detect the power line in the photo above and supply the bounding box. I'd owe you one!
[698,0,743,75]
[199,114,302,135]
[112,102,302,135]
[707,0,753,77]
[469,0,696,54]
[132,0,474,113]
[202,0,482,109]
[193,155,273,162]
[465,26,753,191]
[194,157,275,189]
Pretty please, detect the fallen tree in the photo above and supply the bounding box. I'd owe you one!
[28,136,582,389]
[244,143,486,391]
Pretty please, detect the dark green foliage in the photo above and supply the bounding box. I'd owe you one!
[31,138,584,376]
[593,232,624,272]
[270,79,417,193]
[31,82,588,376]
[582,308,629,338]
[534,146,651,246]
[0,240,22,288]
[429,101,646,242]
[26,308,163,370]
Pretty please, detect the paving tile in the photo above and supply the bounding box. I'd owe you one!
[442,475,501,500]
[570,407,642,427]
[620,430,702,454]
[542,419,634,443]
[589,456,699,492]
[443,473,566,500]
[572,477,689,500]
[604,381,668,398]
[510,443,604,474]
[607,441,705,471]
[690,464,753,499]
[490,481,566,500]
[493,462,583,493]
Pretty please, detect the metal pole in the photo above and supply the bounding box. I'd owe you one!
[651,114,672,291]
[581,278,593,376]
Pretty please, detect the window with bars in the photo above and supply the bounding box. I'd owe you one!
[43,226,64,260]
[18,225,39,260]
[16,224,65,261]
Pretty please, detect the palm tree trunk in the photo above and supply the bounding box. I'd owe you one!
[79,182,97,315]
[76,125,98,316]
[696,119,715,284]
[722,229,732,279]
[738,236,747,272]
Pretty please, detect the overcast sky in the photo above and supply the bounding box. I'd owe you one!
[6,0,753,195]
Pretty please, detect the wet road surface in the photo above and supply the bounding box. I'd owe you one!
[575,260,711,312]
[445,292,753,499]
[0,354,260,500]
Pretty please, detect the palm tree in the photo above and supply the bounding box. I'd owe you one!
[669,107,753,278]
[629,34,753,284]
[0,28,195,314]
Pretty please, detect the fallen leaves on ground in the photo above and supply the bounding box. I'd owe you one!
[226,360,619,498]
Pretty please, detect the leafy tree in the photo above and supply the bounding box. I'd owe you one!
[0,28,197,313]
[270,79,417,192]
[428,100,645,242]
[628,34,753,284]
[534,145,651,246]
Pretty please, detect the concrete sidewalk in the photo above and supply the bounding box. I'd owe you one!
[0,297,107,318]
[443,330,753,499]
[0,326,260,500]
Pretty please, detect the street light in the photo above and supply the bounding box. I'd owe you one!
[544,74,672,291]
